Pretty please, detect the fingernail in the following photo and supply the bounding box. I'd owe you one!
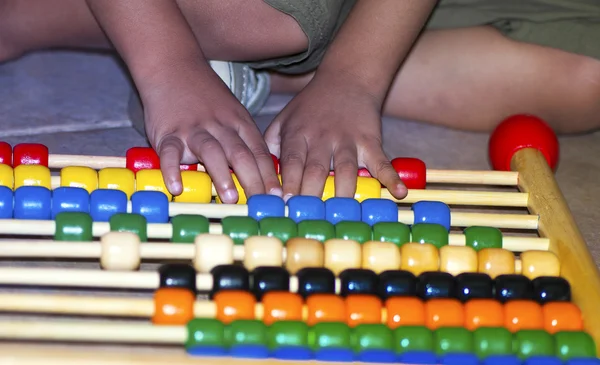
[283,193,293,202]
[269,187,283,197]
[169,181,182,195]
[222,188,238,204]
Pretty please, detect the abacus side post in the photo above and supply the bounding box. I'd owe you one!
[511,147,600,356]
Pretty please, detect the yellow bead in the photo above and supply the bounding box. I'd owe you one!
[400,242,439,275]
[215,173,246,204]
[519,250,560,279]
[0,164,13,189]
[324,238,361,276]
[355,176,382,202]
[99,168,136,199]
[135,169,172,201]
[13,165,51,189]
[284,237,324,275]
[439,245,478,276]
[173,171,212,203]
[477,248,515,279]
[361,240,401,274]
[60,166,98,193]
[322,176,335,201]
[244,236,283,271]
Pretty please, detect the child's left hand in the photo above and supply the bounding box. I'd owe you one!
[264,70,408,201]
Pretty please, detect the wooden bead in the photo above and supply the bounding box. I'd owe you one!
[477,248,515,279]
[152,287,196,325]
[243,236,283,271]
[14,165,51,189]
[324,238,361,276]
[439,245,478,276]
[173,171,212,203]
[99,167,135,199]
[400,242,439,275]
[136,169,172,201]
[216,173,246,204]
[100,231,141,271]
[361,240,401,274]
[519,250,561,279]
[284,237,324,275]
[193,234,234,273]
[60,166,98,194]
[0,164,13,189]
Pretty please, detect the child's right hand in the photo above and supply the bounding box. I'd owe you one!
[140,60,282,204]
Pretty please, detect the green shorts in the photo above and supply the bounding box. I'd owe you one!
[250,0,600,74]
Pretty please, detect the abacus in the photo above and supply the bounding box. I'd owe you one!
[0,114,598,365]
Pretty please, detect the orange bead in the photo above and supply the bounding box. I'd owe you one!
[345,294,383,327]
[424,298,464,330]
[542,302,583,334]
[385,297,426,329]
[262,292,304,325]
[151,288,195,325]
[305,294,345,326]
[503,300,543,332]
[463,299,504,330]
[214,290,256,324]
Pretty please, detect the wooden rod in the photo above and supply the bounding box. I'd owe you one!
[511,147,600,355]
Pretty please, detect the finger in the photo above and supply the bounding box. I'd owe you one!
[364,144,408,199]
[279,132,308,201]
[332,144,358,198]
[156,135,185,196]
[187,131,239,204]
[300,141,333,198]
[263,118,282,157]
[238,125,282,197]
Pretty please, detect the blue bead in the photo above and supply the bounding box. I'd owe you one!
[287,195,325,223]
[186,345,227,357]
[358,349,397,363]
[131,190,170,223]
[524,356,563,365]
[247,194,285,220]
[89,189,128,222]
[483,355,522,365]
[398,351,438,364]
[412,200,451,231]
[361,198,398,225]
[440,353,479,365]
[325,197,361,224]
[51,187,89,218]
[314,348,354,362]
[567,358,600,365]
[272,346,312,360]
[229,345,269,359]
[14,186,52,220]
[0,186,13,218]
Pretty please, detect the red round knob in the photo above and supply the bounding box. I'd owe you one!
[391,157,427,189]
[488,114,559,171]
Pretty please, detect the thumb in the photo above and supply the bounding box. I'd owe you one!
[264,118,282,157]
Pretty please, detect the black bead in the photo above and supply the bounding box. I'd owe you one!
[296,267,335,298]
[416,271,455,299]
[377,270,417,299]
[210,264,250,298]
[250,266,290,301]
[494,274,533,303]
[454,273,494,302]
[339,268,378,297]
[531,276,571,303]
[158,263,196,293]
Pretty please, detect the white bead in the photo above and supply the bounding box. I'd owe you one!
[324,238,361,276]
[193,234,234,272]
[244,236,283,271]
[100,231,141,271]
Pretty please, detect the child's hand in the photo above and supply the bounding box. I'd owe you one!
[141,62,282,203]
[264,71,407,201]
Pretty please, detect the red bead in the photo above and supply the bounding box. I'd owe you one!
[179,164,197,171]
[125,147,160,173]
[391,157,426,189]
[489,114,559,171]
[13,143,49,167]
[0,142,12,166]
[271,154,280,174]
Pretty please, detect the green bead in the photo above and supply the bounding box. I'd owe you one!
[372,222,411,246]
[554,331,597,361]
[310,322,352,350]
[227,320,268,347]
[514,330,554,359]
[351,324,393,352]
[221,216,259,245]
[464,226,503,250]
[54,212,93,241]
[473,327,513,358]
[109,213,147,241]
[433,327,473,355]
[411,223,449,248]
[267,320,309,349]
[259,217,297,244]
[297,220,335,243]
[185,318,226,349]
[335,221,372,244]
[171,214,209,243]
[393,326,434,353]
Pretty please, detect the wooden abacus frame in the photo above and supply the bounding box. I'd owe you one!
[0,146,598,365]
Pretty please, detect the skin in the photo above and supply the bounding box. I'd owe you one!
[1,0,599,203]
